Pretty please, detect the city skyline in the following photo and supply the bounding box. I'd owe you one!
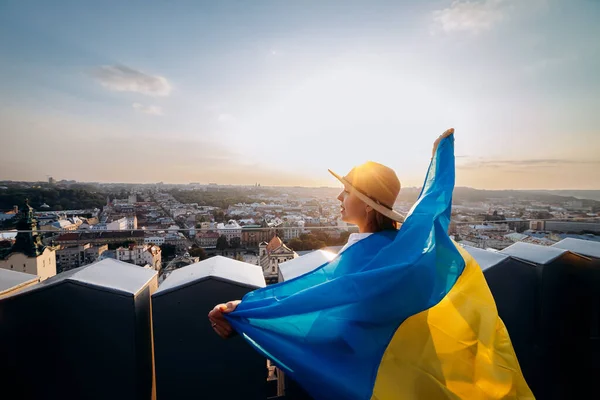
[1,1,599,190]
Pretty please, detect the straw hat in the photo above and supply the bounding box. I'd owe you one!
[328,161,405,222]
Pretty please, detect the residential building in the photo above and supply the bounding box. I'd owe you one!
[217,220,242,242]
[165,232,188,253]
[39,219,78,232]
[241,225,275,247]
[0,206,19,221]
[56,243,108,271]
[305,217,321,225]
[282,222,302,241]
[545,221,600,234]
[92,217,129,231]
[84,243,109,265]
[198,222,212,230]
[126,215,138,229]
[116,244,162,270]
[196,231,219,248]
[144,236,166,246]
[530,220,545,231]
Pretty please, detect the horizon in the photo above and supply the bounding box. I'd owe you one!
[1,1,599,190]
[2,178,600,193]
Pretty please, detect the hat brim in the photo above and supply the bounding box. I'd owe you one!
[328,169,405,223]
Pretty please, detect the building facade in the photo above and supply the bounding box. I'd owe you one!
[0,206,18,221]
[0,201,56,281]
[56,243,108,272]
[282,222,302,241]
[545,221,600,234]
[241,225,275,248]
[144,236,166,246]
[217,220,242,242]
[116,244,162,271]
[259,236,297,284]
[196,231,219,248]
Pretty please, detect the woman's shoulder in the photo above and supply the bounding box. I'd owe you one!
[340,229,397,255]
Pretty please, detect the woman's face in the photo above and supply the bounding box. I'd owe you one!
[337,188,368,226]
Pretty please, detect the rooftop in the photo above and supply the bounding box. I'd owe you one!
[0,233,598,399]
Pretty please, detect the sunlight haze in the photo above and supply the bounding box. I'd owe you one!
[1,0,599,189]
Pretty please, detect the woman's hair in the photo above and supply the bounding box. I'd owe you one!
[369,210,400,232]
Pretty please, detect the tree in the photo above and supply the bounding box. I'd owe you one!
[189,245,207,260]
[216,235,229,251]
[286,235,327,251]
[230,237,241,249]
[160,243,177,260]
[533,211,553,220]
[214,210,226,223]
[338,231,351,244]
[287,238,304,251]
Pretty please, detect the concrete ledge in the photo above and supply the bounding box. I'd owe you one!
[0,268,39,297]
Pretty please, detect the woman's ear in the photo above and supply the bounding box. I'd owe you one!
[365,205,373,213]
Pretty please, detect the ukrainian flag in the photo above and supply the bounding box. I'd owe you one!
[227,134,534,400]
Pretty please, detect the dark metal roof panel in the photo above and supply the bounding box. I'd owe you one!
[154,256,266,295]
[461,245,510,271]
[11,259,157,297]
[552,238,600,259]
[501,242,568,265]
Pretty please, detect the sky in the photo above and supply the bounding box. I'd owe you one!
[0,0,599,190]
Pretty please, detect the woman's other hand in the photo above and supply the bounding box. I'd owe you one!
[432,128,455,157]
[208,300,241,339]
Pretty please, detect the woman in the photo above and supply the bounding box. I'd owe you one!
[207,128,533,400]
[208,128,454,339]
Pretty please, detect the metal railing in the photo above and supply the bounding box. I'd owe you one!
[2,215,599,235]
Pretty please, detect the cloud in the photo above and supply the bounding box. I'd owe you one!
[217,113,235,123]
[132,103,163,116]
[432,0,509,34]
[457,158,600,170]
[91,65,171,96]
[523,55,575,74]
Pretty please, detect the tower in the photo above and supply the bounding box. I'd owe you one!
[11,200,44,257]
[0,200,57,280]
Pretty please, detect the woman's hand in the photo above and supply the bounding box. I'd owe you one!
[432,128,454,157]
[208,300,241,339]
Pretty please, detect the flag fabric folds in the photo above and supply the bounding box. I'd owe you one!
[227,134,534,400]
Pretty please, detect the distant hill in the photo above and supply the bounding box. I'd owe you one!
[527,190,600,202]
[394,187,600,207]
[290,186,600,208]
